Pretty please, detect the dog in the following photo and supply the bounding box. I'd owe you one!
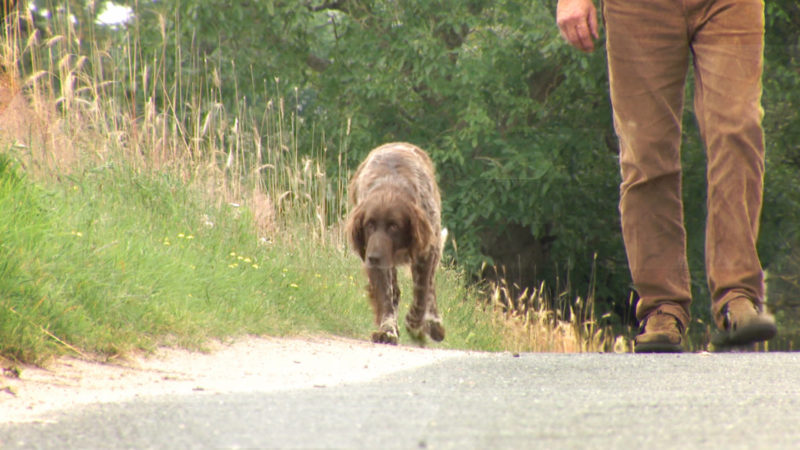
[345,142,445,345]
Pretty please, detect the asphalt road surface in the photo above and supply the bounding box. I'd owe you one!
[3,352,800,449]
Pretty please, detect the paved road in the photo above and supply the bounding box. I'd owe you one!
[3,352,800,449]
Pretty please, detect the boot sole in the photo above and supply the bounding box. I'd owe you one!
[634,341,684,353]
[711,317,777,349]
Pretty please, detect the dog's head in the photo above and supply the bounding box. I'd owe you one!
[346,192,433,268]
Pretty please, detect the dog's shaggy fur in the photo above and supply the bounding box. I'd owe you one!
[346,142,445,345]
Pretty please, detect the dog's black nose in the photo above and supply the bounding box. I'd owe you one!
[367,255,381,266]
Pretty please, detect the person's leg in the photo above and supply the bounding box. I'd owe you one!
[604,0,693,334]
[689,0,775,345]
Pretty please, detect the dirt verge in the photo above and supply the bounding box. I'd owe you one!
[0,336,470,424]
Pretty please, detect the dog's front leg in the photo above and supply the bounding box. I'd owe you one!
[367,267,399,345]
[406,252,445,343]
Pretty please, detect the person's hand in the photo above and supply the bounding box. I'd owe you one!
[556,0,599,53]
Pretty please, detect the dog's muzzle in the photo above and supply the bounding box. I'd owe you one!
[364,232,393,269]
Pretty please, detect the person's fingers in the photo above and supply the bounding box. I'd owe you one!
[557,17,595,52]
[557,21,580,51]
[574,22,595,52]
[558,24,573,46]
[588,10,599,40]
[556,0,598,52]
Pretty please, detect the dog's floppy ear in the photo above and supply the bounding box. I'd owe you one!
[407,202,435,259]
[346,203,367,260]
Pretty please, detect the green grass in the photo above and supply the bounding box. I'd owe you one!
[0,152,505,364]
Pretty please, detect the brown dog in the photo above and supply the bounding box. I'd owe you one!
[346,142,445,345]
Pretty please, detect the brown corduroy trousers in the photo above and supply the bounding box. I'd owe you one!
[603,0,766,329]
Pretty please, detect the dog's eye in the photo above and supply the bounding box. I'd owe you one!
[387,222,399,233]
[365,220,377,232]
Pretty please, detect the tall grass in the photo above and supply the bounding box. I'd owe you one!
[485,270,626,353]
[0,4,619,365]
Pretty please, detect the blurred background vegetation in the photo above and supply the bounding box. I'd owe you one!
[3,0,800,350]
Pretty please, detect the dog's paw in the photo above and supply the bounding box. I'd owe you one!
[428,320,445,342]
[371,329,398,345]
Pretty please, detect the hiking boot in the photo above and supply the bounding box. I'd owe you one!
[711,298,777,350]
[634,310,684,353]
